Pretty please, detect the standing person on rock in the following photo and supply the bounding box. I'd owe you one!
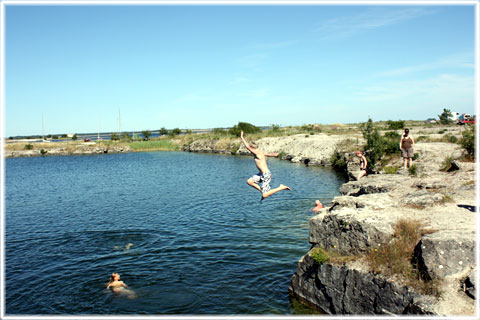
[400,128,415,170]
[240,130,291,201]
[355,150,367,180]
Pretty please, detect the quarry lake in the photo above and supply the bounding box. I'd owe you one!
[5,151,345,315]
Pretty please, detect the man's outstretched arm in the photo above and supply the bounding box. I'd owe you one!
[240,131,258,154]
[264,152,279,157]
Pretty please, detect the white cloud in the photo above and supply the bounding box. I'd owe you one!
[316,7,435,40]
[376,52,475,77]
[352,73,474,103]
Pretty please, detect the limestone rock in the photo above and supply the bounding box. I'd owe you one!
[401,190,445,207]
[289,253,436,315]
[413,232,475,279]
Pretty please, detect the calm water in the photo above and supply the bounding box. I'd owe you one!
[5,152,344,315]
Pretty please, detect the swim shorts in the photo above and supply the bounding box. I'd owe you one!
[401,147,414,158]
[250,171,272,193]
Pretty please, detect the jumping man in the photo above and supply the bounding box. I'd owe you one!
[240,130,291,201]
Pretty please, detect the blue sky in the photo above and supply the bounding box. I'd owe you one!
[3,2,477,136]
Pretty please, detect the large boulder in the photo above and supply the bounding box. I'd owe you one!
[289,252,436,315]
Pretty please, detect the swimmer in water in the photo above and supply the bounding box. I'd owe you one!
[106,272,137,299]
[311,200,323,213]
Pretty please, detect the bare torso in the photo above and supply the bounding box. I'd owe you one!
[108,280,126,293]
[253,151,269,173]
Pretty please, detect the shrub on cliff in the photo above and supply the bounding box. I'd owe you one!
[24,144,33,150]
[228,122,261,137]
[360,118,384,170]
[366,219,439,296]
[460,126,475,159]
[361,119,402,171]
[310,247,330,264]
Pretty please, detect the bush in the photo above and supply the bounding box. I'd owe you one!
[460,127,475,159]
[72,134,78,141]
[121,132,132,141]
[24,144,33,150]
[159,127,168,135]
[413,153,420,161]
[386,120,405,130]
[330,151,347,171]
[271,124,280,132]
[444,133,458,143]
[408,164,418,176]
[141,130,152,140]
[169,128,182,136]
[211,128,227,135]
[440,155,455,172]
[384,131,401,139]
[310,247,330,264]
[366,219,439,296]
[110,133,120,141]
[228,122,261,137]
[40,149,48,156]
[360,118,383,170]
[361,118,400,170]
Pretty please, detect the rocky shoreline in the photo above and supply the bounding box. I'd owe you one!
[4,142,132,158]
[184,133,476,316]
[4,132,476,315]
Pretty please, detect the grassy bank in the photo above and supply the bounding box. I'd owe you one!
[127,140,180,151]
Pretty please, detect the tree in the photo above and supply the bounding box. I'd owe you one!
[360,118,384,170]
[121,132,132,141]
[72,134,78,141]
[141,130,152,140]
[228,122,261,136]
[386,120,405,130]
[438,108,453,125]
[169,128,182,136]
[159,127,168,135]
[110,133,120,141]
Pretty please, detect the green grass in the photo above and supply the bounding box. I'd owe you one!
[383,166,398,174]
[310,247,330,264]
[128,140,180,151]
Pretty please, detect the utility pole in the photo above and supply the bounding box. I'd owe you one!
[118,108,122,136]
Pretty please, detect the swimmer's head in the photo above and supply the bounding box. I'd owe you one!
[110,272,120,282]
[355,150,363,157]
